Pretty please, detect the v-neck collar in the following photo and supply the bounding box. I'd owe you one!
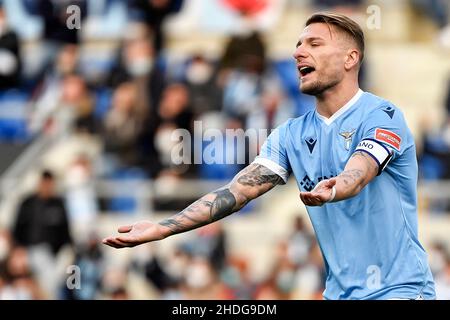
[315,89,364,126]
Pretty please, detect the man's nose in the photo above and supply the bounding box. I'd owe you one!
[293,45,308,60]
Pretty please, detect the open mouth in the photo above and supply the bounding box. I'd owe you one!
[298,66,315,77]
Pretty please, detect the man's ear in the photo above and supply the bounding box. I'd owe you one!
[344,49,360,71]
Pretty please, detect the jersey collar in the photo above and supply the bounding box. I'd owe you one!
[316,89,364,126]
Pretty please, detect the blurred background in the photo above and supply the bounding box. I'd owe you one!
[0,0,450,300]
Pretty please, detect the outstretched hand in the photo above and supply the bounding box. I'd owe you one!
[102,221,167,248]
[299,178,336,206]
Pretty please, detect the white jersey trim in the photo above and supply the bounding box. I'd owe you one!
[253,157,289,183]
[316,89,364,126]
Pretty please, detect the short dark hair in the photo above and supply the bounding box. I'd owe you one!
[41,170,54,180]
[305,12,365,64]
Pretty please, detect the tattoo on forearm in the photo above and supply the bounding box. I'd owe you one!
[351,151,378,173]
[158,188,237,235]
[210,189,237,221]
[237,164,283,186]
[338,169,364,186]
[159,163,281,236]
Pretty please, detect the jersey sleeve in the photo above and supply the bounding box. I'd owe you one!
[253,120,292,183]
[355,103,409,175]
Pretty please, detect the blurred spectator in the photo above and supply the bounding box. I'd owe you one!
[158,83,193,130]
[100,266,129,299]
[133,247,173,293]
[64,154,98,227]
[128,0,184,53]
[184,55,222,116]
[33,0,86,76]
[154,83,193,175]
[435,252,450,300]
[246,85,294,131]
[0,2,21,89]
[291,243,325,300]
[286,216,314,267]
[183,223,227,270]
[0,0,43,41]
[418,120,450,177]
[220,30,265,74]
[0,229,12,263]
[37,0,87,44]
[222,69,263,121]
[63,233,104,300]
[0,246,44,299]
[60,74,98,135]
[411,0,448,29]
[82,0,128,40]
[286,217,325,299]
[220,256,255,299]
[219,30,268,122]
[29,44,80,134]
[161,247,191,291]
[110,287,129,299]
[102,82,148,173]
[254,242,293,300]
[254,227,325,300]
[110,36,167,177]
[108,35,165,115]
[428,241,449,276]
[12,170,72,256]
[182,256,232,299]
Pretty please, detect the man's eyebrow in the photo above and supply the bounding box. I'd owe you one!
[296,36,325,47]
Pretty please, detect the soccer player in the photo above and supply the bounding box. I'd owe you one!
[103,13,436,300]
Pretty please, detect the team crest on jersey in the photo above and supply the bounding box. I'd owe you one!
[375,128,401,150]
[339,129,356,151]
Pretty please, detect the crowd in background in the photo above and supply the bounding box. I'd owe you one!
[0,0,450,299]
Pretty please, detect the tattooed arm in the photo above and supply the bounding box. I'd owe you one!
[299,151,379,207]
[103,164,284,248]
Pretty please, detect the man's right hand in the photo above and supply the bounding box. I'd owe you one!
[102,163,284,249]
[102,221,168,248]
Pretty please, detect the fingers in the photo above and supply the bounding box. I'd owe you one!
[118,225,133,233]
[299,192,306,204]
[325,178,337,188]
[300,191,329,206]
[102,237,133,249]
[300,192,323,206]
[117,235,139,244]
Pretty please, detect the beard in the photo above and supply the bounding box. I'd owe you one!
[300,75,341,96]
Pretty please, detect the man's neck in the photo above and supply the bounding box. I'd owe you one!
[315,82,360,119]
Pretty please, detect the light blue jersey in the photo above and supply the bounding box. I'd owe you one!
[254,89,435,300]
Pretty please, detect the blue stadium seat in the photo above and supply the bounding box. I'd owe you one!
[0,89,31,143]
[94,88,113,119]
[107,167,149,213]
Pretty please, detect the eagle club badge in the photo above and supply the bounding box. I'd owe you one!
[339,129,356,151]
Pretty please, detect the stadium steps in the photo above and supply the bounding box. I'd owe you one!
[0,143,30,176]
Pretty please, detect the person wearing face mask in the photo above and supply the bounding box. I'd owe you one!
[29,44,81,135]
[128,0,184,54]
[108,35,165,130]
[108,36,166,179]
[0,2,21,90]
[185,55,222,116]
